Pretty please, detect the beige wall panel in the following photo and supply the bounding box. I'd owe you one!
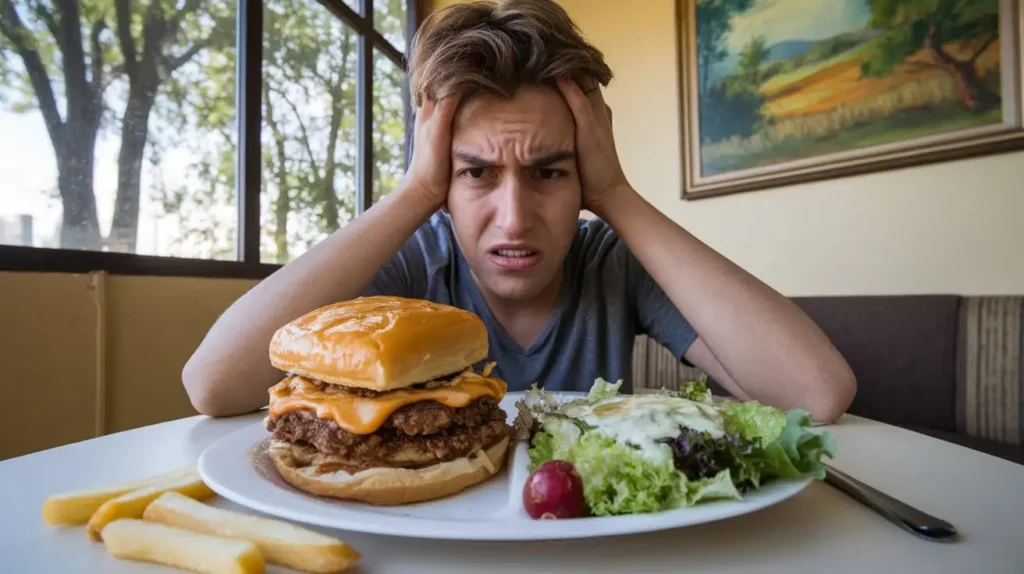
[0,272,99,459]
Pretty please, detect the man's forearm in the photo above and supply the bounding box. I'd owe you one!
[182,184,439,416]
[594,187,855,420]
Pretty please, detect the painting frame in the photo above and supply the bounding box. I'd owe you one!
[677,0,1024,200]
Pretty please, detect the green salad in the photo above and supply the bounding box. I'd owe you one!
[513,377,836,517]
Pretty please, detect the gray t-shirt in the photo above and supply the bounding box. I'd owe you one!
[360,213,697,394]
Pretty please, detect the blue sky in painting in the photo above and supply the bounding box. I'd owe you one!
[706,0,872,83]
[726,0,871,54]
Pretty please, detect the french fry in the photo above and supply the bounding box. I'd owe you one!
[87,471,216,541]
[102,518,264,574]
[42,466,195,525]
[144,491,361,573]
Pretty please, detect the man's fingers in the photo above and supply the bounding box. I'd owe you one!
[416,97,436,127]
[433,95,460,127]
[586,85,613,131]
[559,77,615,135]
[557,77,597,129]
[427,95,460,148]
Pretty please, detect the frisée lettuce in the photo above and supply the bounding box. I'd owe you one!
[516,377,836,517]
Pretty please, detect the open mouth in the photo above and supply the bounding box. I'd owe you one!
[487,248,542,270]
[490,248,538,258]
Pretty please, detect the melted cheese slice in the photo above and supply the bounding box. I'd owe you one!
[268,367,507,435]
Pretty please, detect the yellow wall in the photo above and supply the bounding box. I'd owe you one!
[431,0,1024,296]
[0,271,256,460]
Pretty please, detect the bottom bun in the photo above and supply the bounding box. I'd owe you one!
[268,435,510,506]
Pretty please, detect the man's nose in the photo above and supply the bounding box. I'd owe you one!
[494,175,533,236]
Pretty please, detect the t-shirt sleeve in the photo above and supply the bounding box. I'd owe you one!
[627,251,699,362]
[359,234,430,299]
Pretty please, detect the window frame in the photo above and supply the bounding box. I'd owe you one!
[0,0,421,278]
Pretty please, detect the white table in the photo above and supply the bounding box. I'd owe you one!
[2,413,1023,573]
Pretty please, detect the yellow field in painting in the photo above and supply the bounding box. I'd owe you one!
[760,40,1002,121]
[699,36,1004,174]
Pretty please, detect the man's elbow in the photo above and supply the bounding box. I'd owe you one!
[805,361,857,424]
[182,356,245,417]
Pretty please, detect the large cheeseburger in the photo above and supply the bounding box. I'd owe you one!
[264,296,511,505]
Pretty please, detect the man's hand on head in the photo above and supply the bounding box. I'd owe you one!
[402,94,461,212]
[556,77,634,218]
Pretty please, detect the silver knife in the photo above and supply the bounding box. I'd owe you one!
[824,464,959,542]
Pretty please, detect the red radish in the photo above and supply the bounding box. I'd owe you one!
[523,460,587,519]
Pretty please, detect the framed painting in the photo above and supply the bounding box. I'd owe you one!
[677,0,1024,199]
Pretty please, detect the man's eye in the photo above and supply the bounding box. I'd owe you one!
[465,167,486,179]
[536,168,565,180]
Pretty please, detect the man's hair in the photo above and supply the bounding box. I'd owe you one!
[409,0,613,106]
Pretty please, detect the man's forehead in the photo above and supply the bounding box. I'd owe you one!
[453,85,574,132]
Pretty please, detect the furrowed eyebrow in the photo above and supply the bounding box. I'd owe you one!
[528,150,575,167]
[452,151,496,168]
[451,150,575,168]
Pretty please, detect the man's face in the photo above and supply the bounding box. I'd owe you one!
[447,85,581,304]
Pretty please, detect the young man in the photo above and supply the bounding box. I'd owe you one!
[183,0,856,421]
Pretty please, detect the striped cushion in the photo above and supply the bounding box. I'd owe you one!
[958,297,1023,446]
[631,334,704,394]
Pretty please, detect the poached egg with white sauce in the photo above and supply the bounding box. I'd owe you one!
[563,395,727,461]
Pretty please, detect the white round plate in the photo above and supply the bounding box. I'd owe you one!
[198,392,811,541]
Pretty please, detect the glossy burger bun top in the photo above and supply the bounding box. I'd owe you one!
[269,296,490,391]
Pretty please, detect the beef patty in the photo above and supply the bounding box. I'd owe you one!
[383,396,502,435]
[266,397,509,468]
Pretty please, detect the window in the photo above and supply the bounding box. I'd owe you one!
[0,1,238,258]
[0,0,416,276]
[373,48,407,205]
[374,0,407,53]
[260,0,360,264]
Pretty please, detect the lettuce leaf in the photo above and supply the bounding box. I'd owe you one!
[528,424,683,516]
[721,401,787,447]
[528,426,747,515]
[587,377,623,401]
[755,409,836,480]
[658,428,761,490]
[674,375,713,404]
[684,469,742,505]
[527,418,581,470]
[522,383,562,414]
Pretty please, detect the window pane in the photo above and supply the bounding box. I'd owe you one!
[374,0,407,53]
[0,1,237,258]
[261,0,358,264]
[373,49,407,204]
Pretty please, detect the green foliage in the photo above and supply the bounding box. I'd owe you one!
[860,27,916,78]
[0,0,243,250]
[694,0,764,144]
[862,0,1000,78]
[736,34,769,86]
[860,0,1001,112]
[2,0,409,258]
[699,78,766,144]
[695,0,755,93]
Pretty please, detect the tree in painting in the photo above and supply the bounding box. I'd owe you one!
[695,0,761,143]
[695,0,753,94]
[735,34,769,86]
[861,0,1001,111]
